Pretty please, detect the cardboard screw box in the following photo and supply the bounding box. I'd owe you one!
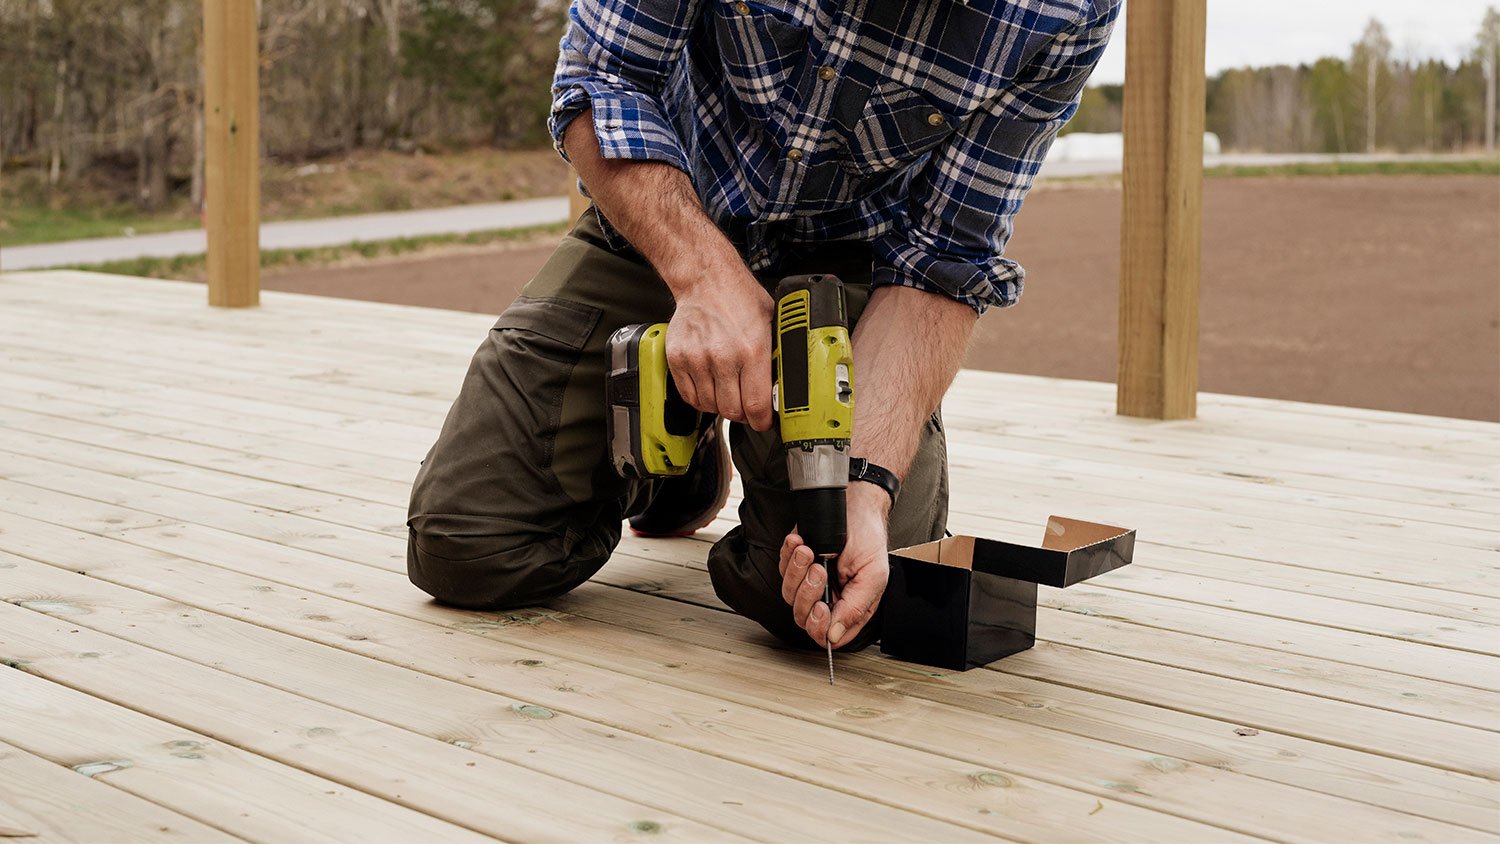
[881,516,1136,671]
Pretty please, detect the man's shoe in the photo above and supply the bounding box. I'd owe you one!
[628,419,731,537]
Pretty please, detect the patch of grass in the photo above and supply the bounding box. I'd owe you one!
[1203,158,1500,179]
[2,147,569,247]
[67,252,207,280]
[56,222,570,282]
[0,203,199,247]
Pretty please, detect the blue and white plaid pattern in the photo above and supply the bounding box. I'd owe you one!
[551,0,1118,312]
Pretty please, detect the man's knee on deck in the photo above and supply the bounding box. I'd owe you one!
[406,508,614,610]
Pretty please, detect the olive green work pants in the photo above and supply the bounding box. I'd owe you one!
[406,211,950,650]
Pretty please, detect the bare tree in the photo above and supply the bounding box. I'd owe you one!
[373,0,404,140]
[1477,6,1500,152]
[1353,19,1393,152]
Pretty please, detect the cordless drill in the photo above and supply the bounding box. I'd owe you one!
[772,275,854,682]
[605,274,855,682]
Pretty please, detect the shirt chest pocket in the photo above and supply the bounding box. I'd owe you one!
[712,2,809,122]
[840,82,956,177]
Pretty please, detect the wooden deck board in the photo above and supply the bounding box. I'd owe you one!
[0,738,242,843]
[0,540,1215,844]
[0,595,747,844]
[2,270,1497,842]
[0,658,492,843]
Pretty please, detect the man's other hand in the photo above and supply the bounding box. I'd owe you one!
[777,483,891,649]
[666,272,775,432]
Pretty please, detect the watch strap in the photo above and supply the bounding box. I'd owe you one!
[848,457,900,504]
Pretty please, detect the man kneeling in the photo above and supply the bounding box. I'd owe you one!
[407,0,1117,651]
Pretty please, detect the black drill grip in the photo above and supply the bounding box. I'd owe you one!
[797,487,846,592]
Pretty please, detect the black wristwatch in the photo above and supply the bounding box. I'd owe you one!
[848,458,900,504]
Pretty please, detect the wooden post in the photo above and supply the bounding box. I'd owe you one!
[568,167,591,221]
[1116,0,1206,419]
[203,0,260,308]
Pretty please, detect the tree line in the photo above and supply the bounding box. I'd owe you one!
[2,4,1496,213]
[1071,13,1500,153]
[0,0,565,210]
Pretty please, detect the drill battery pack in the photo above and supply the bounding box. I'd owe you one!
[605,322,705,478]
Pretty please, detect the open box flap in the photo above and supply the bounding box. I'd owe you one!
[890,517,1134,588]
[1042,516,1132,552]
[975,516,1134,587]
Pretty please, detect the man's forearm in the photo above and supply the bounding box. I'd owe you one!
[562,108,776,429]
[562,109,740,295]
[850,285,978,501]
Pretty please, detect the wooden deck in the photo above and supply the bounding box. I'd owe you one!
[0,269,1496,843]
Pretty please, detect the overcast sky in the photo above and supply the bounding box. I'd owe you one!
[1088,0,1498,85]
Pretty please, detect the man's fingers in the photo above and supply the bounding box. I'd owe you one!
[829,581,883,649]
[715,364,746,424]
[780,544,813,604]
[806,601,830,648]
[668,341,717,415]
[777,532,801,578]
[692,363,718,415]
[740,358,774,432]
[791,561,825,628]
[671,368,699,411]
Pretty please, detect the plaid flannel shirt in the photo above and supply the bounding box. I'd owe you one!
[550,0,1117,312]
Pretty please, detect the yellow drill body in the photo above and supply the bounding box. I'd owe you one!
[605,274,855,682]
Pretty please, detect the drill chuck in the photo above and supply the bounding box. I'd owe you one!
[785,441,850,558]
[795,487,847,558]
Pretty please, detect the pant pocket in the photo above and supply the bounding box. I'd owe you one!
[487,296,603,500]
[492,295,600,350]
[409,295,604,529]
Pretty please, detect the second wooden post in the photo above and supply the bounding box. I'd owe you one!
[203,0,261,308]
[1116,0,1206,419]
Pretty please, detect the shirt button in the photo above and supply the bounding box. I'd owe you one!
[818,66,836,81]
[734,1,749,13]
[927,112,945,126]
[786,148,804,162]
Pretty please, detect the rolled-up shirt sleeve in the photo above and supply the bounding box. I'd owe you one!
[550,0,701,175]
[872,0,1119,313]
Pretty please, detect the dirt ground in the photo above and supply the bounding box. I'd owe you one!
[265,175,1500,421]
